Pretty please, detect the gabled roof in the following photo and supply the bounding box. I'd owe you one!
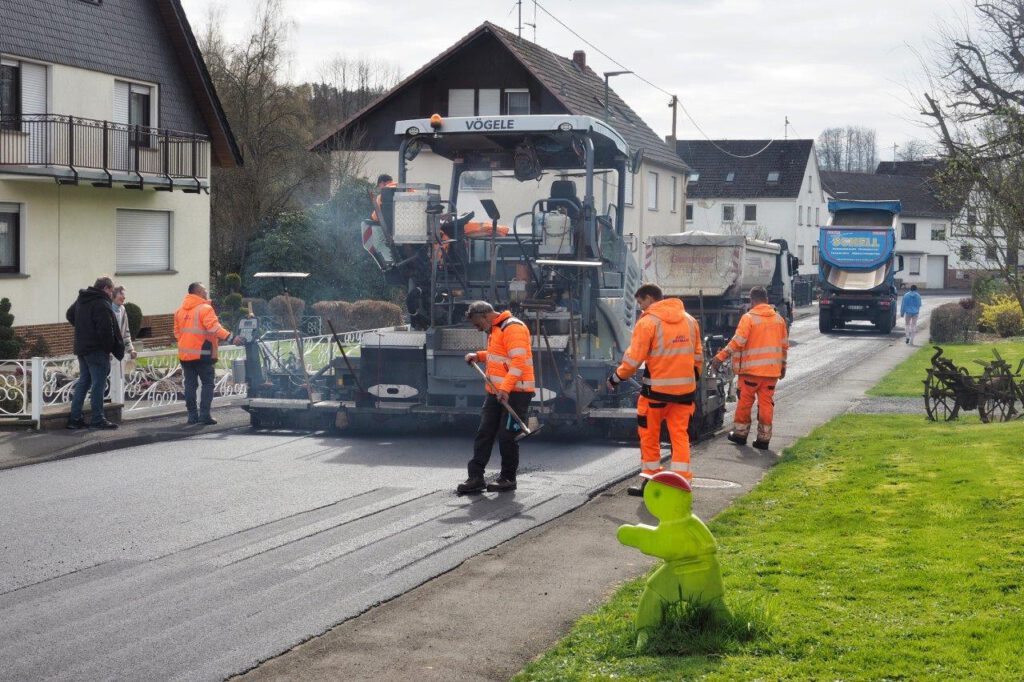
[875,159,947,178]
[311,22,686,172]
[820,171,953,219]
[0,0,241,167]
[674,139,814,199]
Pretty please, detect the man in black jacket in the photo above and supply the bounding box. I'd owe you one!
[65,276,125,429]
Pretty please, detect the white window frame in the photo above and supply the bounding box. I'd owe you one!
[931,223,946,241]
[798,205,803,226]
[815,207,820,226]
[901,222,917,240]
[116,209,173,274]
[505,88,530,115]
[797,244,805,264]
[811,245,819,265]
[908,256,921,275]
[808,174,813,194]
[647,171,658,211]
[722,204,735,222]
[624,170,634,206]
[670,176,678,213]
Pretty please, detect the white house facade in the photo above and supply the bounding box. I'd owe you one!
[0,0,240,344]
[674,139,827,276]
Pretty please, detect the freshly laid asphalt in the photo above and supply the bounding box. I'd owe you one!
[0,298,952,681]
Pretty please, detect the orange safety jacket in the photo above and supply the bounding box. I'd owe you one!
[714,303,789,377]
[474,310,535,394]
[371,181,398,223]
[614,298,703,403]
[174,293,232,362]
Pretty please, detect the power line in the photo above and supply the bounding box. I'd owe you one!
[530,0,775,159]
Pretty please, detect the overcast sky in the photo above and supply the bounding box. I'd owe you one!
[180,0,972,159]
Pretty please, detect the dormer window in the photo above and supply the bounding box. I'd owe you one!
[687,172,699,183]
[725,171,735,182]
[766,171,780,183]
[506,89,530,115]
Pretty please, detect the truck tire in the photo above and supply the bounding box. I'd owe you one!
[818,311,832,334]
[877,313,894,335]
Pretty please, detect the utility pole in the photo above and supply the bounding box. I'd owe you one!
[668,96,678,143]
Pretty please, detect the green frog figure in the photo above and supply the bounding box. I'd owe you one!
[617,471,728,646]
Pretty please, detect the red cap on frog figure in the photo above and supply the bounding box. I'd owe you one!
[644,470,692,492]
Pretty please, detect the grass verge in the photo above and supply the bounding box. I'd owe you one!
[514,415,1024,681]
[868,340,1024,397]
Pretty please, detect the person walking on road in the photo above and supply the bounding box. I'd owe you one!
[65,276,125,430]
[607,284,703,496]
[901,284,922,345]
[457,301,535,495]
[712,286,789,451]
[174,282,240,426]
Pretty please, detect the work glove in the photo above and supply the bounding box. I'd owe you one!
[606,372,622,391]
[464,353,477,365]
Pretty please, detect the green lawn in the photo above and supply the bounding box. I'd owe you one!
[515,415,1024,681]
[868,341,1024,397]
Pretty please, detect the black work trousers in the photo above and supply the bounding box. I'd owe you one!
[468,392,532,481]
[182,359,216,420]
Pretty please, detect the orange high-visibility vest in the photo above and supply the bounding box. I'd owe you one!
[474,310,535,394]
[174,294,231,362]
[371,181,398,223]
[615,298,703,403]
[715,303,789,377]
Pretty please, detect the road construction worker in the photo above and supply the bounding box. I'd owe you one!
[458,301,535,495]
[711,286,789,450]
[174,282,241,426]
[607,283,703,496]
[370,174,396,223]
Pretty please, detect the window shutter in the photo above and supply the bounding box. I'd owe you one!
[116,209,170,272]
[447,89,474,117]
[113,81,130,124]
[20,62,47,163]
[478,89,500,116]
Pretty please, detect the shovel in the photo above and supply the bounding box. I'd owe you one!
[470,361,540,441]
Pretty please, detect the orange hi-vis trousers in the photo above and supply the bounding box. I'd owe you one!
[637,395,696,480]
[734,375,777,441]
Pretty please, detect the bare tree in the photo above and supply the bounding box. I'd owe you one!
[920,0,1024,310]
[896,139,932,162]
[817,125,878,172]
[311,56,401,138]
[200,0,324,280]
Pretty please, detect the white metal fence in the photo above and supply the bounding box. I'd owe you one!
[0,326,405,428]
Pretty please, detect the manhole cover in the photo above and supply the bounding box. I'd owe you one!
[691,477,740,489]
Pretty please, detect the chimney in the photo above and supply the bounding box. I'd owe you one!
[572,50,586,70]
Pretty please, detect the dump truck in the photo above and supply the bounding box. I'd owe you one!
[818,200,904,334]
[241,114,732,442]
[642,232,799,337]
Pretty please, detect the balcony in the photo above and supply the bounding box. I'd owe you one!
[0,114,211,193]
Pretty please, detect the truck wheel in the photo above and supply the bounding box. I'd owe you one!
[818,312,832,334]
[878,316,894,334]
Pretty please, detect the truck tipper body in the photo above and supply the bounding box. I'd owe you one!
[817,200,903,334]
[643,231,799,336]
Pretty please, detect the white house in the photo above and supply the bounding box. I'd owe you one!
[311,22,689,248]
[0,0,240,350]
[673,139,828,275]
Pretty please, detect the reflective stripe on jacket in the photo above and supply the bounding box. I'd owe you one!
[615,298,703,403]
[475,310,535,394]
[715,303,789,378]
[174,293,231,362]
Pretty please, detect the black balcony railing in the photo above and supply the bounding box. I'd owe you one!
[0,113,210,185]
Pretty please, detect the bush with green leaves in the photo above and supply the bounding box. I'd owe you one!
[929,301,978,343]
[0,298,24,360]
[123,302,144,339]
[980,295,1024,338]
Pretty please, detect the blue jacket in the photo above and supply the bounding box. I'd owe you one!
[900,290,922,316]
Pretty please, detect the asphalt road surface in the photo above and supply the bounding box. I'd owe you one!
[0,299,952,681]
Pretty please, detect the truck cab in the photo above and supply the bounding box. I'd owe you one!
[818,200,904,334]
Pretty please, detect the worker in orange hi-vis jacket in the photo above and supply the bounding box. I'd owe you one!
[712,286,789,451]
[608,283,703,497]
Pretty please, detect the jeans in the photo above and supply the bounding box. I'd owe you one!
[70,351,111,425]
[182,360,216,420]
[468,392,532,481]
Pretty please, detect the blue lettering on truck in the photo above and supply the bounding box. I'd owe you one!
[820,228,894,269]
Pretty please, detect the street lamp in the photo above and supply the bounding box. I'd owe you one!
[602,71,633,212]
[603,70,633,122]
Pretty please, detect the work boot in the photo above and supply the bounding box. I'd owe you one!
[200,416,218,426]
[752,424,771,450]
[727,431,747,446]
[751,439,770,450]
[456,477,486,495]
[486,477,517,492]
[627,479,647,497]
[66,417,87,430]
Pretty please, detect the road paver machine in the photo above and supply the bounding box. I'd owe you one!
[243,114,730,440]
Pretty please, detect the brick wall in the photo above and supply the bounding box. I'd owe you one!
[14,313,176,357]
